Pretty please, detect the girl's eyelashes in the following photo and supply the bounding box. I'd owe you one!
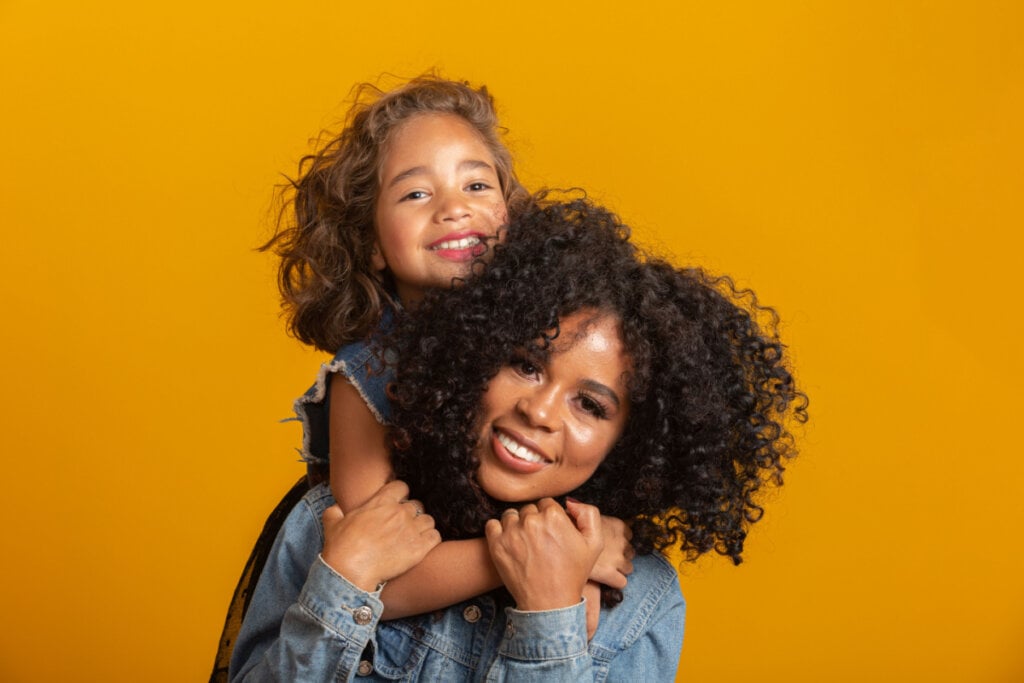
[399,190,428,201]
[466,181,493,192]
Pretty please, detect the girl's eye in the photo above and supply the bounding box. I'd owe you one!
[400,190,428,201]
[466,182,492,192]
[578,394,609,420]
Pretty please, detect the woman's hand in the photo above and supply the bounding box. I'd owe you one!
[485,498,603,612]
[321,479,441,592]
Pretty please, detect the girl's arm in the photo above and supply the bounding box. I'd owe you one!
[328,378,504,618]
[327,378,396,512]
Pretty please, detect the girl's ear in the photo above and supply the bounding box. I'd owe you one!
[370,241,387,272]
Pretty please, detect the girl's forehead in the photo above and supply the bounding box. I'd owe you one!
[376,113,496,183]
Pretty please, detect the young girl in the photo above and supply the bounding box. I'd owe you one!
[229,199,808,680]
[262,75,632,619]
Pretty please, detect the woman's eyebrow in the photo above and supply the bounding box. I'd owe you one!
[580,379,620,408]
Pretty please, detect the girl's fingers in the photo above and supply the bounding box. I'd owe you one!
[372,479,410,506]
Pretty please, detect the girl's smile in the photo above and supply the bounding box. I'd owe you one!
[373,113,509,304]
[474,310,632,503]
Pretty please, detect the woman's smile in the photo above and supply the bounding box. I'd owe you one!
[474,310,632,503]
[493,428,550,471]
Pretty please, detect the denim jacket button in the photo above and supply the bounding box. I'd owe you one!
[353,605,374,625]
[357,659,373,676]
[462,604,482,623]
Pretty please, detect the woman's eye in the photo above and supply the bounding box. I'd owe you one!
[512,357,539,378]
[579,394,608,420]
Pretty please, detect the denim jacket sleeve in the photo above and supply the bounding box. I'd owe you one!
[487,602,592,681]
[229,486,382,683]
[487,554,685,681]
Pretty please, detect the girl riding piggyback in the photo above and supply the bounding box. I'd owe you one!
[261,76,633,620]
[264,76,527,501]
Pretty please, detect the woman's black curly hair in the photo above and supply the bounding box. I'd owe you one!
[388,198,808,564]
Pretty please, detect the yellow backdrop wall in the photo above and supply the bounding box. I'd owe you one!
[2,1,1022,680]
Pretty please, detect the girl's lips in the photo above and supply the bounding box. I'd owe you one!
[490,428,550,474]
[428,232,488,262]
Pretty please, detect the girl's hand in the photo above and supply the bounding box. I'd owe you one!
[321,480,441,592]
[587,509,635,590]
[485,498,603,612]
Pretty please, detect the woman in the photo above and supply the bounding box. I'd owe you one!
[230,199,807,681]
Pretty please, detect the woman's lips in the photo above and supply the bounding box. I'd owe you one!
[491,428,549,474]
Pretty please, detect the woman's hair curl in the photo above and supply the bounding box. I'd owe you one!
[389,197,808,564]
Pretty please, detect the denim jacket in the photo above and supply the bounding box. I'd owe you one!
[229,484,686,682]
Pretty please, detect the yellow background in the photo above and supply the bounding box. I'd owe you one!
[2,1,1022,680]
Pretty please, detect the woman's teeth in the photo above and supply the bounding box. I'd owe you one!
[497,431,545,464]
[432,236,481,250]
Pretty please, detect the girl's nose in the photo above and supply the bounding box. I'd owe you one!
[435,189,472,222]
[515,387,559,431]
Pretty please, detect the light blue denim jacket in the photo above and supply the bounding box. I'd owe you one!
[229,484,687,682]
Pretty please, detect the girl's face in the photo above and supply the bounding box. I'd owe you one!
[473,310,632,503]
[373,113,509,305]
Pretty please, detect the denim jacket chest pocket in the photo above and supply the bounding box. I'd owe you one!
[369,596,506,680]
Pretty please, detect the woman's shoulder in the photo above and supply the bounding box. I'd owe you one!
[298,481,336,518]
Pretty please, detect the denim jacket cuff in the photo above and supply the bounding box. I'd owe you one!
[296,555,385,639]
[499,600,588,661]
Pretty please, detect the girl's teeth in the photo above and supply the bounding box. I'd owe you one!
[433,236,480,250]
[497,432,545,464]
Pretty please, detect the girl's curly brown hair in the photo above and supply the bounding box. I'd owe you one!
[262,74,530,352]
[389,198,808,563]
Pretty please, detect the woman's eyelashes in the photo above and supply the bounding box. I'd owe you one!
[509,355,612,421]
[511,355,540,379]
[577,392,609,420]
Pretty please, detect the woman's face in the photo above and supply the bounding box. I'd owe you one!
[473,310,631,503]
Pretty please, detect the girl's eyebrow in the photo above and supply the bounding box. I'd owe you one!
[580,379,621,408]
[386,159,495,188]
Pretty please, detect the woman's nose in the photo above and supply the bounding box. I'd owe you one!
[515,387,559,431]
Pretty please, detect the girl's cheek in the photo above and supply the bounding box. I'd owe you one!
[490,201,509,226]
